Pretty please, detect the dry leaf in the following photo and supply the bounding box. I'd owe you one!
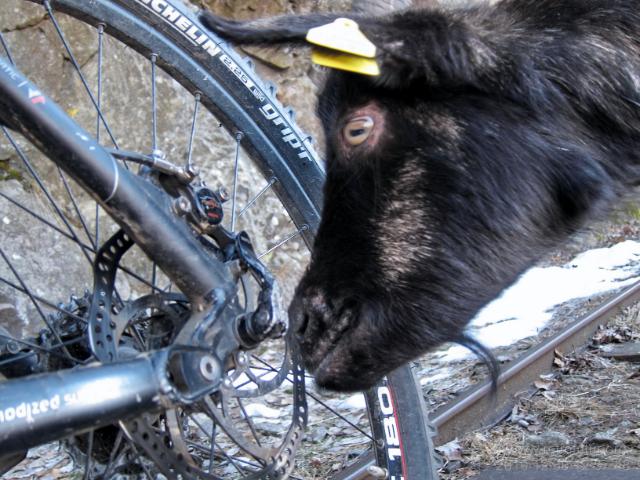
[534,379,554,390]
[436,439,464,462]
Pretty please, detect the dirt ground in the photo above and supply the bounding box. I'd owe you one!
[431,193,640,478]
[437,303,640,478]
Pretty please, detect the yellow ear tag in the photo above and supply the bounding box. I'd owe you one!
[311,48,381,76]
[306,18,377,58]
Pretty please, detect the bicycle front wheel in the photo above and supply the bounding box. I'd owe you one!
[0,1,438,478]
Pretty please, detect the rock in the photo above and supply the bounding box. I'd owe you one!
[442,460,464,474]
[599,343,640,362]
[0,0,45,32]
[436,439,464,461]
[525,431,571,448]
[620,420,634,430]
[242,46,294,70]
[563,374,592,385]
[255,420,285,436]
[578,416,595,427]
[309,426,328,443]
[585,430,623,449]
[0,180,93,337]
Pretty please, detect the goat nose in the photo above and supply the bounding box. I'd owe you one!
[289,289,329,341]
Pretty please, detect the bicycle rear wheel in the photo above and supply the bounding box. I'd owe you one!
[0,1,438,478]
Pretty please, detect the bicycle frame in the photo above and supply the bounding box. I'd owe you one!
[0,57,234,305]
[0,49,235,456]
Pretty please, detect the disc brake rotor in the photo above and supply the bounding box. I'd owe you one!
[77,228,308,479]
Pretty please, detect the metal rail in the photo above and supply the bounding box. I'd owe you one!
[431,280,640,445]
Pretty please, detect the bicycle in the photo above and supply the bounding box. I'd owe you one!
[0,1,438,478]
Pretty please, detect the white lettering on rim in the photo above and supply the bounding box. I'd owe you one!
[377,385,405,479]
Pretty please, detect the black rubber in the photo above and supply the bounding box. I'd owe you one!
[7,1,439,479]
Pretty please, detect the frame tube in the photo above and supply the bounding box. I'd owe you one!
[0,354,166,455]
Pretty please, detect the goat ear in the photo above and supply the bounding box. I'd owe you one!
[200,11,428,87]
[200,11,349,46]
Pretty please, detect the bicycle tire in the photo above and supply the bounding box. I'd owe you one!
[1,1,439,478]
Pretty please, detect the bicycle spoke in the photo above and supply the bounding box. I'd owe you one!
[117,427,156,480]
[238,177,277,218]
[186,414,230,478]
[258,225,309,259]
[82,430,94,480]
[201,400,264,469]
[127,324,147,351]
[96,24,104,145]
[150,53,158,151]
[187,93,201,170]
[95,23,105,246]
[228,363,281,391]
[102,429,126,478]
[43,1,119,149]
[304,391,372,441]
[236,398,262,448]
[185,438,255,477]
[0,276,87,324]
[0,192,167,294]
[57,166,97,249]
[0,335,86,367]
[0,31,15,64]
[149,53,159,289]
[230,132,243,232]
[0,246,74,359]
[0,190,94,254]
[251,355,374,441]
[2,127,94,267]
[208,419,217,474]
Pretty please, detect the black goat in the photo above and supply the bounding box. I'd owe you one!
[202,0,640,392]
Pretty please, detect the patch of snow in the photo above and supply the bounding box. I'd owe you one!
[243,403,283,419]
[437,240,640,361]
[233,369,278,389]
[337,394,366,411]
[420,368,454,385]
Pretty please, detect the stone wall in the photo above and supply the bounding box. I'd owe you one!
[0,0,351,337]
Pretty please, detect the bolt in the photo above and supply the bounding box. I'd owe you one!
[237,351,248,367]
[199,355,220,382]
[186,164,200,178]
[217,186,230,203]
[6,341,20,355]
[222,376,233,389]
[151,149,166,162]
[365,466,388,479]
[173,196,191,216]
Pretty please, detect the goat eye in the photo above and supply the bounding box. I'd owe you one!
[343,116,374,146]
